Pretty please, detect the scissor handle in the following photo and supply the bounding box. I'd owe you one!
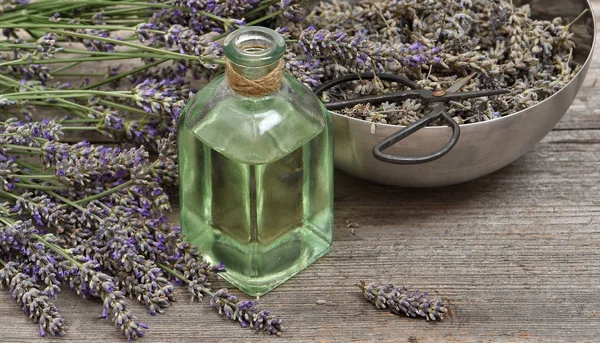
[372,110,460,165]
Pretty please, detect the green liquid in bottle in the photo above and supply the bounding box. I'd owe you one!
[179,114,333,295]
[178,28,334,296]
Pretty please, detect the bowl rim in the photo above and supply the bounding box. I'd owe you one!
[329,0,597,131]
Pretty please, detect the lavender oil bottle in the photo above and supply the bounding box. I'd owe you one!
[178,27,334,296]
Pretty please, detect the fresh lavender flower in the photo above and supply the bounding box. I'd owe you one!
[0,221,65,299]
[13,193,67,228]
[66,29,115,52]
[67,260,148,339]
[17,231,148,340]
[40,141,78,168]
[0,118,63,147]
[283,51,325,88]
[172,0,260,19]
[123,119,171,149]
[84,98,167,148]
[158,224,224,289]
[34,33,63,59]
[0,220,43,261]
[0,261,66,337]
[80,233,175,315]
[53,144,149,187]
[359,281,448,321]
[151,132,178,186]
[273,0,306,23]
[48,12,61,22]
[0,0,30,13]
[0,147,19,191]
[0,39,54,84]
[20,187,177,317]
[137,24,223,69]
[132,77,192,120]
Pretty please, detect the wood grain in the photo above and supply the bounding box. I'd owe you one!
[2,3,600,343]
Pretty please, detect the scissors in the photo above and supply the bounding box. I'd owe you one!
[313,73,509,164]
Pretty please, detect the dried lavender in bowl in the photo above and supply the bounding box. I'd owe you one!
[283,0,586,125]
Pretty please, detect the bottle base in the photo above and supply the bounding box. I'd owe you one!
[211,243,331,297]
[200,222,332,296]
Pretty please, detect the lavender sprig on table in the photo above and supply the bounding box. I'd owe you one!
[159,264,283,336]
[0,260,66,337]
[359,281,448,321]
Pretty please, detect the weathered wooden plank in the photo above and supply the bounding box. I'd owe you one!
[2,127,600,343]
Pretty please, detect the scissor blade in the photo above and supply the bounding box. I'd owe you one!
[445,73,477,94]
[442,89,510,102]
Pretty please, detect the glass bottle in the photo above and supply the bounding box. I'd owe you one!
[178,26,334,296]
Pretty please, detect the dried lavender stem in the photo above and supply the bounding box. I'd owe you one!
[82,59,166,90]
[44,28,221,63]
[157,262,283,335]
[10,174,57,179]
[14,183,66,191]
[359,281,448,321]
[0,74,100,118]
[245,0,280,17]
[566,8,589,29]
[0,90,133,99]
[98,100,159,116]
[157,262,210,294]
[0,189,21,201]
[49,61,82,74]
[60,119,104,123]
[246,8,285,26]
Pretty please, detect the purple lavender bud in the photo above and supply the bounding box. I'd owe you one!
[359,281,449,321]
[210,261,226,273]
[0,262,66,337]
[0,117,63,147]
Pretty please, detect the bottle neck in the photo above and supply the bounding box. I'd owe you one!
[222,27,286,96]
[225,58,284,97]
[227,59,281,80]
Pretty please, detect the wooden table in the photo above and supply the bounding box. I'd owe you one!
[3,8,600,343]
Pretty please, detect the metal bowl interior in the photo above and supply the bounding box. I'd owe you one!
[331,0,596,188]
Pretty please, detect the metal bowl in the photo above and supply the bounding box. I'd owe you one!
[331,0,596,187]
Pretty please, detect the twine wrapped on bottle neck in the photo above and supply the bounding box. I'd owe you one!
[225,59,284,97]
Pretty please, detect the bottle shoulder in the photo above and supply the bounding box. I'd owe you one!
[179,74,331,165]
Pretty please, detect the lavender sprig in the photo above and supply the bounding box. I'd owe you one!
[0,220,66,296]
[0,218,147,340]
[211,291,282,335]
[0,260,66,337]
[359,281,448,321]
[158,262,283,336]
[0,118,63,147]
[35,233,148,340]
